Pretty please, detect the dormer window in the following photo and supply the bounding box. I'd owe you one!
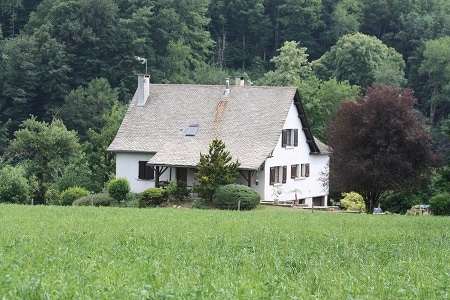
[186,124,198,136]
[282,129,298,147]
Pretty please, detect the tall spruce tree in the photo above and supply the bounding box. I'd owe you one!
[194,139,240,201]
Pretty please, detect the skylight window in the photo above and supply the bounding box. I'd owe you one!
[186,124,198,136]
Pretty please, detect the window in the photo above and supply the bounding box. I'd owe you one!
[291,164,299,178]
[301,163,310,177]
[138,161,154,180]
[282,129,298,147]
[270,166,287,185]
[292,163,310,178]
[186,124,199,136]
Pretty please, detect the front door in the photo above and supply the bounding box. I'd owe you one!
[176,168,188,183]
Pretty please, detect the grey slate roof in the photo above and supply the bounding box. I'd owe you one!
[108,84,328,170]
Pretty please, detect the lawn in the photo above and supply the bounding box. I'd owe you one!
[0,204,449,299]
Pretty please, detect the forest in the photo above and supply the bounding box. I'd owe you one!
[1,0,450,211]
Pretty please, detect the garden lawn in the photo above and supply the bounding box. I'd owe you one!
[0,204,449,299]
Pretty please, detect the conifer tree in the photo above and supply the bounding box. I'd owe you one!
[194,139,240,201]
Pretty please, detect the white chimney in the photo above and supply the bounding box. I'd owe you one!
[137,74,150,107]
[235,76,244,86]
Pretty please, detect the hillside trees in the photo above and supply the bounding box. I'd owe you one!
[0,29,69,131]
[84,101,127,191]
[208,0,271,71]
[5,116,83,204]
[259,41,311,86]
[327,85,435,213]
[59,78,119,141]
[418,36,450,124]
[313,33,406,87]
[259,40,360,142]
[299,77,360,142]
[277,0,324,59]
[150,0,214,82]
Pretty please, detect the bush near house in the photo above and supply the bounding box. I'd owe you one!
[429,192,450,216]
[72,193,114,207]
[213,184,260,210]
[106,178,130,202]
[139,188,167,208]
[60,187,90,206]
[166,179,189,202]
[340,192,365,211]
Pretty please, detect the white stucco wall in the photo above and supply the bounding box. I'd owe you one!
[116,152,155,193]
[116,152,198,193]
[115,101,329,206]
[261,102,329,206]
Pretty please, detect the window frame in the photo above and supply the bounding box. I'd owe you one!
[138,161,154,180]
[270,165,287,185]
[300,163,310,178]
[291,164,299,179]
[282,129,298,147]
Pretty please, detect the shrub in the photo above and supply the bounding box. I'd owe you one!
[340,192,365,211]
[72,193,114,206]
[194,139,240,201]
[430,192,450,216]
[60,186,90,206]
[45,189,60,205]
[213,184,260,210]
[166,180,189,202]
[139,188,167,208]
[106,178,130,202]
[0,165,37,204]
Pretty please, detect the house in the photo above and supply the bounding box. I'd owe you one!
[108,75,331,207]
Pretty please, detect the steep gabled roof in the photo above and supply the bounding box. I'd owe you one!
[108,84,327,170]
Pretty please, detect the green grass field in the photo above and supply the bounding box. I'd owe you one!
[1,204,449,299]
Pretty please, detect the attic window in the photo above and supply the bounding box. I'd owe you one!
[186,124,198,136]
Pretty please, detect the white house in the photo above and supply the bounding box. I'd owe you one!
[108,75,331,207]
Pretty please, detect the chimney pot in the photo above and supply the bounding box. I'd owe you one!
[235,76,244,86]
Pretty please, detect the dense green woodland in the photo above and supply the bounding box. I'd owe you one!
[0,0,450,213]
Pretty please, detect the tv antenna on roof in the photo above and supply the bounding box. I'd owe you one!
[134,56,147,75]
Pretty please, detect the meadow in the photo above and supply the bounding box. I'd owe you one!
[0,204,448,299]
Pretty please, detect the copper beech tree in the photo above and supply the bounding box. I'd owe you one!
[327,84,435,213]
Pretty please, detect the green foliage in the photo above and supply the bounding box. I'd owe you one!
[59,78,119,141]
[340,192,365,211]
[0,165,37,204]
[299,76,360,141]
[166,180,189,202]
[139,188,167,208]
[72,193,114,207]
[429,192,450,215]
[419,36,450,124]
[106,178,130,202]
[213,184,260,210]
[259,41,311,86]
[59,186,90,206]
[194,139,240,201]
[5,116,82,204]
[45,188,60,205]
[52,153,93,192]
[313,33,405,87]
[84,101,127,192]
